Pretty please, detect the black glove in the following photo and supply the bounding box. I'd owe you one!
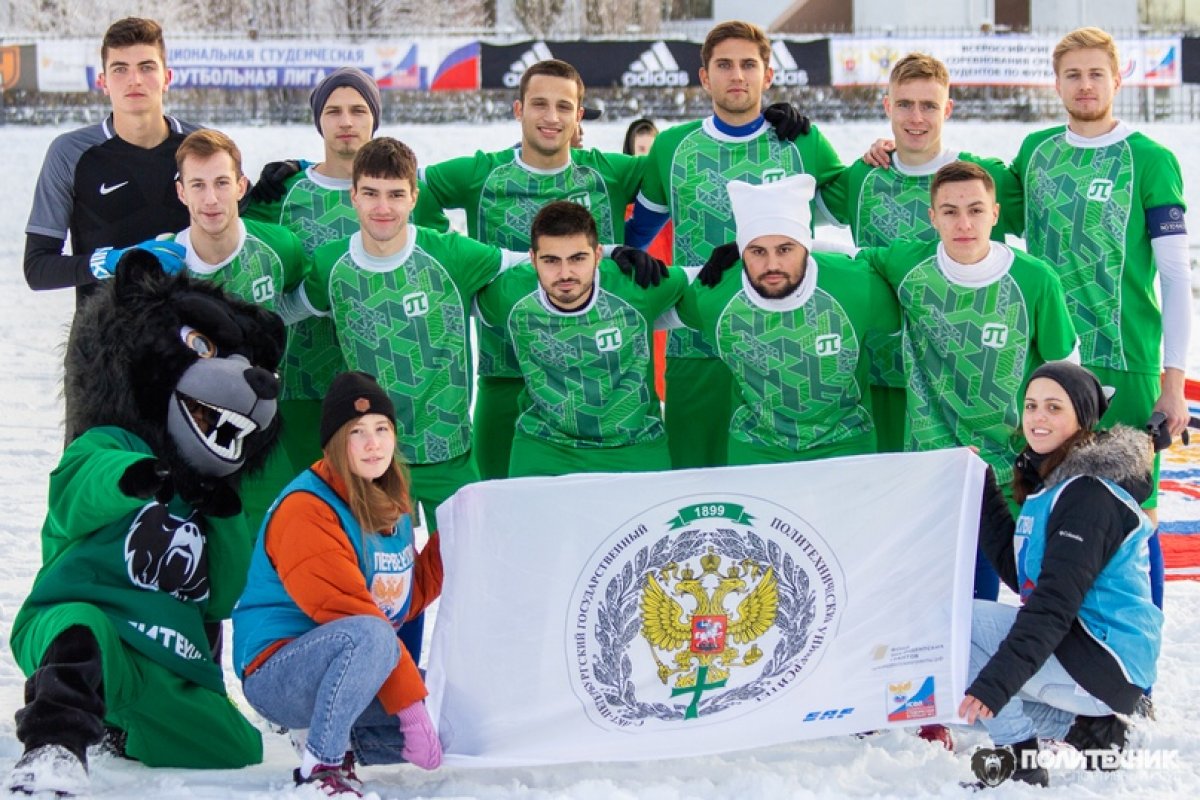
[247,160,303,205]
[763,102,811,141]
[611,246,669,288]
[697,242,740,287]
[181,478,242,519]
[1146,411,1174,452]
[118,458,173,503]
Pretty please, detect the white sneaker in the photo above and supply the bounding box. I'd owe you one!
[6,744,90,797]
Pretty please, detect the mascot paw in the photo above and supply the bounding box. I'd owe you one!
[183,479,242,518]
[118,459,173,502]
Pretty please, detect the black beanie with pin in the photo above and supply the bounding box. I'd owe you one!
[1027,360,1110,431]
[320,371,396,448]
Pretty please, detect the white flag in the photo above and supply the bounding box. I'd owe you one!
[427,449,984,766]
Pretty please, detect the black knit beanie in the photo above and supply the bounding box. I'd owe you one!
[320,371,396,448]
[310,67,382,135]
[1027,360,1110,431]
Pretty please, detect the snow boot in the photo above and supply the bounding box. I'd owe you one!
[1007,737,1049,787]
[6,744,90,797]
[1064,713,1128,771]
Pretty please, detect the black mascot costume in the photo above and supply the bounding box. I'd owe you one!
[6,251,284,796]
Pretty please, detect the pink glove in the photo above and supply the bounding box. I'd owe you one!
[396,702,442,769]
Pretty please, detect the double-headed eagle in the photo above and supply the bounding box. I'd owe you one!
[640,547,779,688]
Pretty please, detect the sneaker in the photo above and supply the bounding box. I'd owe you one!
[6,744,90,797]
[292,763,361,797]
[339,752,361,789]
[917,724,955,751]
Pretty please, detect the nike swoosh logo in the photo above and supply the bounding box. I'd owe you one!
[99,181,129,195]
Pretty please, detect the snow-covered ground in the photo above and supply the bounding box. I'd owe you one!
[0,118,1198,798]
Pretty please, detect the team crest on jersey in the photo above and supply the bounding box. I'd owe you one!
[568,192,593,209]
[403,291,430,317]
[815,334,842,356]
[761,168,787,184]
[569,495,844,728]
[1086,179,1114,202]
[594,327,622,352]
[980,323,1009,349]
[251,275,275,304]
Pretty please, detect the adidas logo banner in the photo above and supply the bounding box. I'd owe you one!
[481,40,704,89]
[426,449,980,765]
[770,39,831,87]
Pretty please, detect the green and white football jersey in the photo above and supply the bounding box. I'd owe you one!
[175,218,307,312]
[860,240,1078,482]
[639,117,843,359]
[303,225,503,465]
[1011,123,1185,374]
[475,260,687,450]
[676,254,899,460]
[818,149,1021,246]
[243,166,448,400]
[421,148,646,379]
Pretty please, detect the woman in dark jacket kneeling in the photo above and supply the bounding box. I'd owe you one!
[960,361,1160,787]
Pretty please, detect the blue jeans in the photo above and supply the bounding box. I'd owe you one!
[967,600,1113,746]
[242,615,409,766]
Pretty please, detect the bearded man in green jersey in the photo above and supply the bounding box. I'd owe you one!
[669,174,900,466]
[475,201,687,478]
[419,59,649,482]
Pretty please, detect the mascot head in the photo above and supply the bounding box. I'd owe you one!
[65,250,284,483]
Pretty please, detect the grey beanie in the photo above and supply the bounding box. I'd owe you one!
[310,67,381,135]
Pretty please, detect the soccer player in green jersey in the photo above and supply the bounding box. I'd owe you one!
[823,53,1023,454]
[626,20,844,470]
[855,161,1078,601]
[287,137,524,532]
[671,174,900,466]
[419,59,649,482]
[172,129,309,531]
[475,201,687,478]
[1013,28,1191,608]
[242,68,448,478]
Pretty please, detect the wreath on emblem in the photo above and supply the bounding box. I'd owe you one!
[590,527,817,723]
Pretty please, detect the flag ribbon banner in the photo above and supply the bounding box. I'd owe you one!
[427,449,984,766]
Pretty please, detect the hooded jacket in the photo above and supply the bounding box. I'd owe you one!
[969,425,1161,715]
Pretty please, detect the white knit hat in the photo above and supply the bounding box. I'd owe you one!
[728,174,816,255]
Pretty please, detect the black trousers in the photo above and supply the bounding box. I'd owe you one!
[14,626,106,761]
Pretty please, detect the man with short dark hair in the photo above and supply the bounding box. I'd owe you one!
[419,59,650,482]
[287,137,524,534]
[24,17,196,308]
[475,201,686,477]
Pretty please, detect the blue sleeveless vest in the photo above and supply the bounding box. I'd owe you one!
[1014,475,1161,689]
[232,469,415,678]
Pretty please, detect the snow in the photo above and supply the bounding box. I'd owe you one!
[0,118,1198,798]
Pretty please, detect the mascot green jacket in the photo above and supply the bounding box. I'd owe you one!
[9,251,285,769]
